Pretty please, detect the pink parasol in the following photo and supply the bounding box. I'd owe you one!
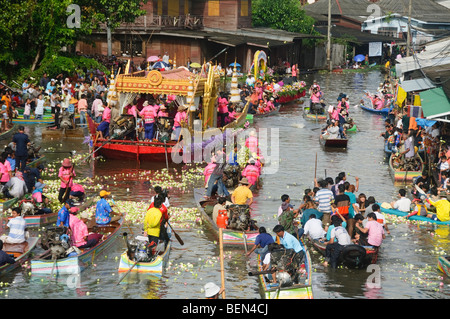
[147,56,159,62]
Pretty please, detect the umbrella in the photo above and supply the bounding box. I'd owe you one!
[229,62,241,67]
[353,54,365,63]
[152,61,169,69]
[190,62,201,68]
[147,56,159,62]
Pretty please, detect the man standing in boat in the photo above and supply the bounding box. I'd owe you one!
[96,103,111,139]
[139,101,157,142]
[12,125,30,172]
[144,196,164,256]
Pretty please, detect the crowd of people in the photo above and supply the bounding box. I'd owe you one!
[244,171,389,271]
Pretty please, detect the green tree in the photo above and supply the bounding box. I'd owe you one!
[0,0,147,80]
[252,0,317,35]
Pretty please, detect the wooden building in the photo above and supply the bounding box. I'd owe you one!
[76,0,320,73]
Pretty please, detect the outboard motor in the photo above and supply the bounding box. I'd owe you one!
[59,110,74,129]
[41,226,69,259]
[228,204,251,230]
[109,115,136,140]
[270,248,304,286]
[223,164,241,188]
[124,233,152,262]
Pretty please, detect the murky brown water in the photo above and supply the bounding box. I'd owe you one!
[1,71,449,299]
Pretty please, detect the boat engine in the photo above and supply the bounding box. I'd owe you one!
[125,235,152,262]
[156,117,173,142]
[59,110,74,129]
[227,204,256,231]
[27,142,41,159]
[223,164,241,188]
[270,248,304,286]
[109,115,136,140]
[40,227,69,259]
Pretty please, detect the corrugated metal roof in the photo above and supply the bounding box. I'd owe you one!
[400,77,436,92]
[376,0,450,23]
[303,0,373,22]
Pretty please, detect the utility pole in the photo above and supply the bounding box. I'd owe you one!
[327,0,332,71]
[107,18,112,57]
[406,0,412,57]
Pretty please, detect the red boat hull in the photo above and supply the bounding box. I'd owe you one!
[94,139,181,162]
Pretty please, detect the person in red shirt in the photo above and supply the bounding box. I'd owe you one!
[148,193,170,249]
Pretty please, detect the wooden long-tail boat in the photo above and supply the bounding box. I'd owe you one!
[319,135,348,149]
[438,256,450,276]
[118,232,171,275]
[388,154,423,184]
[303,108,327,122]
[30,218,124,275]
[0,124,17,141]
[253,105,281,119]
[378,203,450,226]
[252,238,313,299]
[359,103,391,116]
[193,188,259,247]
[0,237,39,276]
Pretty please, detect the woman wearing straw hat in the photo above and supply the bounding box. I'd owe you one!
[58,158,76,203]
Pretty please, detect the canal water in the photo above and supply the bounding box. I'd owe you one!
[0,71,449,299]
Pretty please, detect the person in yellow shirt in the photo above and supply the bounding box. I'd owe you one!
[231,178,253,205]
[426,193,450,222]
[144,196,163,254]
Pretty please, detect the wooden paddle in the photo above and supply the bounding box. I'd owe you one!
[219,227,226,299]
[167,221,184,246]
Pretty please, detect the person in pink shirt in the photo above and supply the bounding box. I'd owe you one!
[139,101,157,142]
[374,96,384,110]
[173,105,188,141]
[0,156,11,184]
[251,152,263,174]
[241,159,260,190]
[70,210,101,248]
[203,161,216,187]
[125,104,138,118]
[58,158,75,203]
[310,87,322,104]
[69,183,85,201]
[217,95,229,126]
[355,212,385,247]
[157,104,169,118]
[96,104,111,139]
[255,82,263,100]
[77,94,88,126]
[245,130,259,154]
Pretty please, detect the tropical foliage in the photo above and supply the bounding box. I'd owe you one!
[252,0,317,35]
[0,0,147,81]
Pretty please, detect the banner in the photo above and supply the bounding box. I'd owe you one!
[397,86,407,105]
[369,42,382,57]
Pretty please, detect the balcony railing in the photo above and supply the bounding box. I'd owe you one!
[119,14,204,31]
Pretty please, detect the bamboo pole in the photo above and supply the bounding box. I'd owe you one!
[219,227,226,299]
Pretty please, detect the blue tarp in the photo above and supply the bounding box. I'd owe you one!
[415,118,436,127]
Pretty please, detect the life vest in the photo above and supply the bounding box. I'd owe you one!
[216,209,228,229]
